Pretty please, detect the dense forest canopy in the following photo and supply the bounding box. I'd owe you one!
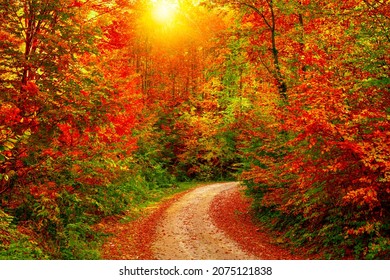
[0,0,389,259]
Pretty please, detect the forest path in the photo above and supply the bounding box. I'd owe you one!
[152,182,258,260]
[99,182,303,260]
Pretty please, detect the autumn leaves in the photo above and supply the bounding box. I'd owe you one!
[0,0,389,259]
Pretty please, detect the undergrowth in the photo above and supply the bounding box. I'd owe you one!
[245,180,390,260]
[0,163,185,259]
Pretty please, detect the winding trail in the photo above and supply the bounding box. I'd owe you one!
[152,182,257,260]
[99,181,305,260]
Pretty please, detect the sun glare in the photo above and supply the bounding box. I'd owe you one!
[152,0,178,23]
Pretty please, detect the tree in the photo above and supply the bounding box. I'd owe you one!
[238,0,390,258]
[0,0,141,258]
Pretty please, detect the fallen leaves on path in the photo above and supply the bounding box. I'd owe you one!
[99,183,314,259]
[209,186,305,259]
[98,190,191,259]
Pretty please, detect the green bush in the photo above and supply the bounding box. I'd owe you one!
[245,179,390,259]
[0,209,46,260]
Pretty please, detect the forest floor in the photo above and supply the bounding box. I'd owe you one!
[98,182,312,260]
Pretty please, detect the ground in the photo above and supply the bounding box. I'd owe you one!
[98,182,309,259]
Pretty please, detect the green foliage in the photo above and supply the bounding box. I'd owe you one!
[0,209,46,260]
[132,156,178,190]
[4,166,180,259]
[59,222,101,260]
[11,191,103,259]
[247,177,390,259]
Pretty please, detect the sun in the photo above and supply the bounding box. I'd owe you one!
[152,0,178,23]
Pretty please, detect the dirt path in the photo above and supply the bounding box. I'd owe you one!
[152,182,258,260]
[99,181,305,260]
